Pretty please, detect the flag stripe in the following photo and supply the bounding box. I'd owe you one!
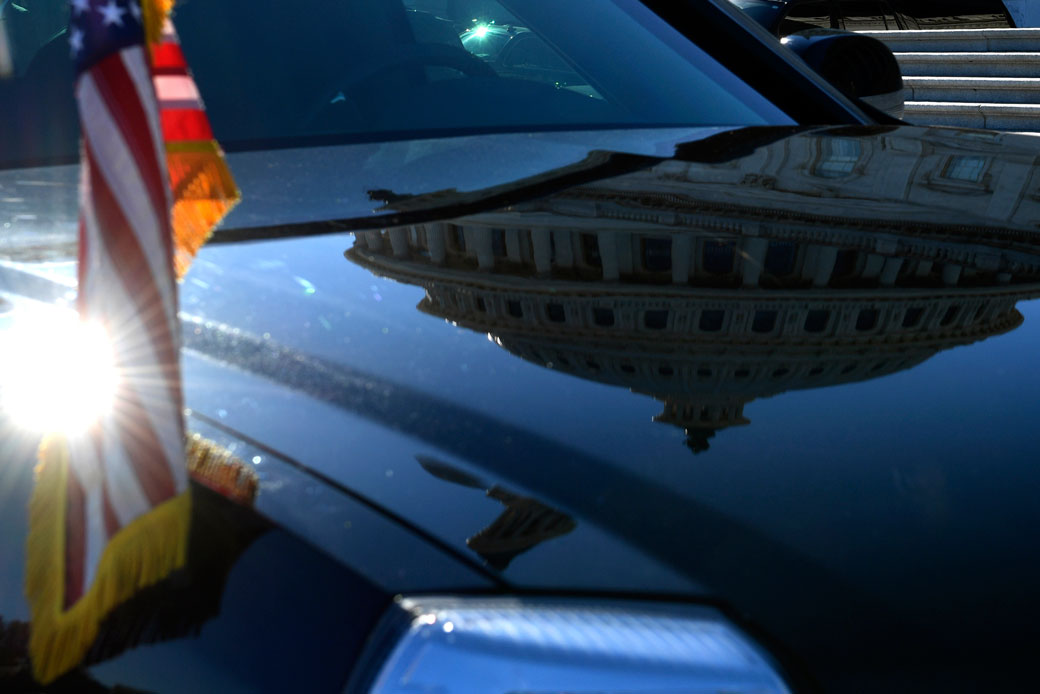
[91,434,122,538]
[101,483,121,539]
[154,75,202,109]
[81,150,183,507]
[79,121,177,345]
[78,76,177,334]
[83,483,106,590]
[80,135,177,366]
[113,384,179,506]
[118,47,181,277]
[76,215,90,315]
[160,98,208,111]
[80,265,183,508]
[64,470,87,608]
[161,108,214,141]
[89,53,174,279]
[88,55,169,229]
[120,46,170,206]
[150,42,187,72]
[82,147,182,412]
[99,421,152,529]
[81,197,187,486]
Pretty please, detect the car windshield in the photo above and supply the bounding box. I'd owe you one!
[459,24,512,59]
[728,0,786,27]
[0,0,794,166]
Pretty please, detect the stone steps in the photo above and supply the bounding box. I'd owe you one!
[859,29,1040,132]
[893,51,1040,77]
[903,101,1040,130]
[903,76,1040,103]
[861,28,1040,52]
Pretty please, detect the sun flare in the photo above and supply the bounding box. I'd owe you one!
[0,312,118,434]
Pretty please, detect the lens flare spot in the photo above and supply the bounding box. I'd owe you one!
[0,312,118,434]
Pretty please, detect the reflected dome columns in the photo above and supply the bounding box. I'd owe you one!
[672,234,693,284]
[740,237,768,287]
[389,227,410,258]
[426,223,448,264]
[359,222,1025,292]
[598,232,620,281]
[532,229,552,274]
[362,230,383,252]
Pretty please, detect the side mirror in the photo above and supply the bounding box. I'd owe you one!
[782,29,905,120]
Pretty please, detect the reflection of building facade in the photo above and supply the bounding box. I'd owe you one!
[350,130,1040,451]
[562,127,1040,238]
[363,128,1040,285]
[354,232,1035,450]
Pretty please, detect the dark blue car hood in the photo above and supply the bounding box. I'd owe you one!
[5,124,1040,691]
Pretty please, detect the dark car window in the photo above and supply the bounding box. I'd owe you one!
[0,0,65,77]
[490,30,596,94]
[0,0,794,168]
[837,0,901,31]
[780,0,837,33]
[500,34,565,71]
[899,0,1013,29]
[729,0,786,29]
[459,25,512,59]
[775,0,1013,34]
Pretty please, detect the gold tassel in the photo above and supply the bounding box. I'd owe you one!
[26,436,191,685]
[139,0,242,280]
[186,435,259,506]
[25,434,257,683]
[140,0,176,47]
[167,142,241,280]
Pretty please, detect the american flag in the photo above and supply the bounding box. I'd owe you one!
[27,0,237,683]
[68,0,187,608]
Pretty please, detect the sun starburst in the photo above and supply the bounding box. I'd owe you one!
[0,311,119,434]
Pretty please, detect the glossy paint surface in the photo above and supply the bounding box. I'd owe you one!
[4,124,1040,691]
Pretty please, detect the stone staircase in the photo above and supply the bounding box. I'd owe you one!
[859,28,1040,133]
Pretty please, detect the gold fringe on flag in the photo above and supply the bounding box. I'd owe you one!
[186,433,259,506]
[167,142,241,280]
[26,435,257,684]
[141,0,242,279]
[140,0,176,47]
[26,436,192,685]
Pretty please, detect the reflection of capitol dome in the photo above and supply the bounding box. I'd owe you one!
[347,136,1040,451]
[349,220,1040,452]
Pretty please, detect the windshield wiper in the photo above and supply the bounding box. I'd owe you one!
[209,126,800,245]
